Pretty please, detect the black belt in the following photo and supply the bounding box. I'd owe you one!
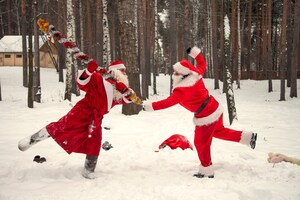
[194,96,211,115]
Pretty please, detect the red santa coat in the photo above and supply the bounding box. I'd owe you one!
[150,52,223,126]
[145,48,251,173]
[46,70,127,156]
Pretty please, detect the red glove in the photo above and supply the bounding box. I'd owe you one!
[79,60,99,80]
[115,82,130,94]
[86,60,98,75]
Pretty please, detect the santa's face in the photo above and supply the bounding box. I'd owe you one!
[118,68,127,75]
[110,68,129,102]
[111,68,129,87]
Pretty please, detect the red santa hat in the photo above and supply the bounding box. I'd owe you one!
[159,134,193,150]
[173,59,200,75]
[109,60,126,71]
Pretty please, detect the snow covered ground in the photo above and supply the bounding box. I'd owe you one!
[0,66,299,200]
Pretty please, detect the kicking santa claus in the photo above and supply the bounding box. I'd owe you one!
[143,46,257,178]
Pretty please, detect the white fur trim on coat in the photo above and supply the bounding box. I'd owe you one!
[198,165,214,176]
[103,78,114,112]
[143,102,154,112]
[189,46,201,59]
[77,70,91,86]
[122,96,131,104]
[193,104,224,126]
[239,131,253,146]
[85,68,93,76]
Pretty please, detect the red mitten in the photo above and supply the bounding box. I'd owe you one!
[86,60,98,75]
[79,59,99,80]
[115,82,129,94]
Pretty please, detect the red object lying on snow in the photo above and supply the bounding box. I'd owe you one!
[159,134,193,150]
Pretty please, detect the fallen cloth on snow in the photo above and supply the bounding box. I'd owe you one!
[268,152,300,165]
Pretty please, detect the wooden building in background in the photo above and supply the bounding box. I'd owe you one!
[0,35,58,68]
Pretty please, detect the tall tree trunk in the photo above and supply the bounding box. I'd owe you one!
[153,0,158,95]
[64,0,75,101]
[169,0,177,93]
[290,0,299,98]
[137,0,145,98]
[183,0,189,60]
[255,3,262,72]
[219,0,224,83]
[95,0,103,65]
[21,0,28,87]
[71,7,80,97]
[27,0,34,108]
[230,0,237,79]
[108,1,121,61]
[267,0,273,92]
[177,4,184,60]
[211,0,219,89]
[262,0,267,77]
[192,0,200,46]
[57,0,65,83]
[237,0,241,88]
[103,0,111,66]
[142,0,149,99]
[73,0,83,70]
[119,0,142,115]
[286,1,292,87]
[225,67,237,125]
[33,1,41,103]
[279,0,288,101]
[147,0,154,89]
[84,0,92,57]
[206,0,213,78]
[246,0,252,79]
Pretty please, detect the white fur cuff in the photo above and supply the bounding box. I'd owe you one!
[198,165,214,176]
[143,102,154,112]
[77,70,91,85]
[189,46,201,59]
[85,69,93,76]
[239,131,252,146]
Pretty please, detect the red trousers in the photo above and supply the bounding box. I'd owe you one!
[194,114,242,167]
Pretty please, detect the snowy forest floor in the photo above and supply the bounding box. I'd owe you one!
[0,67,299,200]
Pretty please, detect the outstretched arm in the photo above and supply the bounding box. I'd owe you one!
[143,90,183,111]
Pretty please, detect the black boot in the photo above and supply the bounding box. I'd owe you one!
[193,173,214,178]
[82,155,98,179]
[250,133,257,149]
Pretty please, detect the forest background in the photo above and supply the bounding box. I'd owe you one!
[0,0,299,117]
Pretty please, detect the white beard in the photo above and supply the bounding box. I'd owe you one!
[172,74,183,89]
[110,69,129,102]
[172,73,201,91]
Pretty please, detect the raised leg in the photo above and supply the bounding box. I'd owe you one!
[18,127,50,151]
